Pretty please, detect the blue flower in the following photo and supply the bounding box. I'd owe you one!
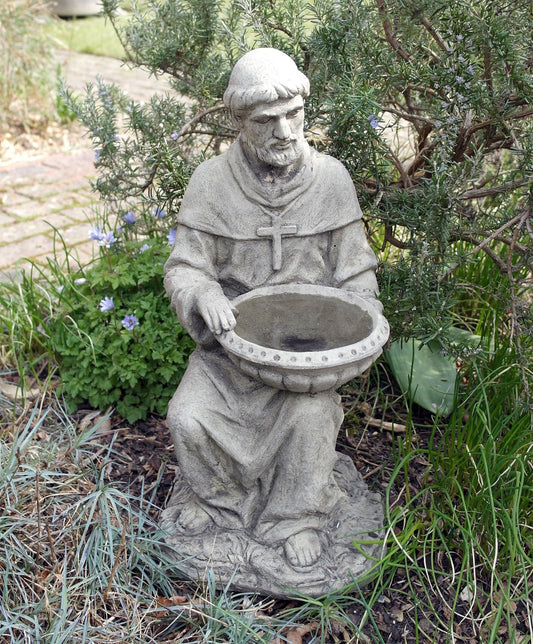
[122,314,139,330]
[139,244,151,253]
[122,211,136,225]
[167,228,177,245]
[98,231,118,248]
[153,207,166,219]
[368,114,380,129]
[171,130,179,141]
[99,296,115,312]
[94,150,101,162]
[89,226,104,241]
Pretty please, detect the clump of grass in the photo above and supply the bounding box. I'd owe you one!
[0,394,288,643]
[0,1,53,130]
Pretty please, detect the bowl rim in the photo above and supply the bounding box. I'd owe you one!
[217,284,390,371]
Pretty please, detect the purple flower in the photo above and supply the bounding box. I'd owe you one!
[89,226,104,241]
[99,296,115,312]
[94,150,101,162]
[122,314,139,330]
[139,243,151,253]
[98,231,118,248]
[368,114,380,129]
[171,130,179,141]
[167,228,177,245]
[122,211,136,225]
[153,206,166,219]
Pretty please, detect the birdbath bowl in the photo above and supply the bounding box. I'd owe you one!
[218,284,390,392]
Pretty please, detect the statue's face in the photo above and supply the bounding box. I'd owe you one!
[239,94,305,168]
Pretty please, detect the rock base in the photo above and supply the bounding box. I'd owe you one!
[160,453,384,597]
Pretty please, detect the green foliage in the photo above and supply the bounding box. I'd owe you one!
[436,350,533,573]
[48,243,194,423]
[386,337,458,416]
[76,0,532,391]
[0,219,195,422]
[385,327,483,416]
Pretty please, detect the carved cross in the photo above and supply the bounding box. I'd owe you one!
[256,221,298,270]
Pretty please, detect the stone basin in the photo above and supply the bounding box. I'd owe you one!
[218,284,390,392]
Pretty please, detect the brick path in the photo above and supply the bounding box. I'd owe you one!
[0,149,96,272]
[0,50,170,276]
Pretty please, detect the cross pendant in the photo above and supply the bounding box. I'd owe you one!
[256,220,298,270]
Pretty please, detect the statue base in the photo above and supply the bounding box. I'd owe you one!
[160,453,384,598]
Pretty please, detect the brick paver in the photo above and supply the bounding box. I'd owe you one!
[0,50,170,276]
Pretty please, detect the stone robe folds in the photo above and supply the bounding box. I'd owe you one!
[164,139,381,544]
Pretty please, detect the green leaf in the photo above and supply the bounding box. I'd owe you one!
[385,338,457,417]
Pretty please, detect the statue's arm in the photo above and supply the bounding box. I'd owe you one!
[164,225,236,343]
[330,220,383,311]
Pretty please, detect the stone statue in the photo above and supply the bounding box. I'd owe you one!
[161,48,388,597]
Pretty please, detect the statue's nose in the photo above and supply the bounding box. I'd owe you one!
[273,117,291,140]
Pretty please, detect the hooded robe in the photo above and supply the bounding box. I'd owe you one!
[164,139,380,543]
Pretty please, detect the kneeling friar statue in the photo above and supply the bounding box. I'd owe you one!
[162,47,387,597]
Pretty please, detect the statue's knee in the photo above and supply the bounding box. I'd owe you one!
[299,393,341,421]
[167,402,205,455]
[166,393,183,431]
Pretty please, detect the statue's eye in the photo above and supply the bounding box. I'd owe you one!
[287,109,301,119]
[253,116,272,124]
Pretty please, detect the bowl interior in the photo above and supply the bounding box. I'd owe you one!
[234,292,374,352]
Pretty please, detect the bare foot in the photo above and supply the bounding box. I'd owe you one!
[284,529,321,568]
[178,503,212,533]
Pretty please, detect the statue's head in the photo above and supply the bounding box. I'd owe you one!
[223,48,309,115]
[224,48,310,170]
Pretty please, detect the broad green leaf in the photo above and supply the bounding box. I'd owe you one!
[385,338,457,416]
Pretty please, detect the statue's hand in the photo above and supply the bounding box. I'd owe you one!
[196,291,238,335]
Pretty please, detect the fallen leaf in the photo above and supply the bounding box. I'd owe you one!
[78,410,103,433]
[156,595,188,607]
[270,622,318,644]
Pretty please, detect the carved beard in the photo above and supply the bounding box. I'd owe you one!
[242,134,305,169]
